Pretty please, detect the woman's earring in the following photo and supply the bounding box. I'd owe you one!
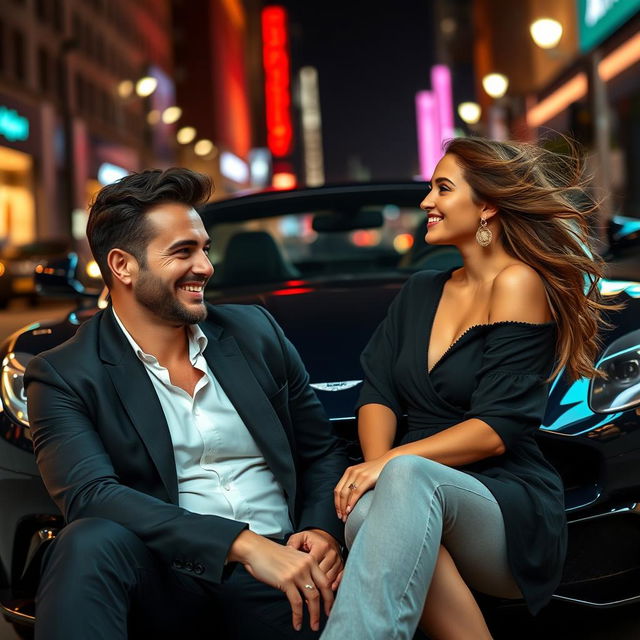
[476,217,492,247]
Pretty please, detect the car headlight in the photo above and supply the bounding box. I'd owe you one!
[1,351,34,427]
[589,329,640,414]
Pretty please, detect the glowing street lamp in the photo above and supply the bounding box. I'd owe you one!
[162,106,182,124]
[117,80,134,98]
[176,126,197,144]
[457,102,481,124]
[482,73,509,99]
[530,18,563,49]
[194,139,216,157]
[135,76,158,97]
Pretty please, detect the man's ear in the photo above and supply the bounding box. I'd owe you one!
[107,248,138,286]
[481,202,498,221]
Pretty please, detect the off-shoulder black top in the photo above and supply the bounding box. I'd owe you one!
[356,269,567,615]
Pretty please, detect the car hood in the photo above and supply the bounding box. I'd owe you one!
[210,276,408,418]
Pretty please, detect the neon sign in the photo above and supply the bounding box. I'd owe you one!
[262,6,293,157]
[0,106,29,142]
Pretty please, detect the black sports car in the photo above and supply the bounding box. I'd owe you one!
[1,183,640,637]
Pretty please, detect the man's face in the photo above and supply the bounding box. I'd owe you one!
[133,203,213,325]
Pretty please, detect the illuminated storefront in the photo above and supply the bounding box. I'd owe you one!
[0,94,38,247]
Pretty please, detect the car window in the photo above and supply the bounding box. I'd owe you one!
[206,204,448,288]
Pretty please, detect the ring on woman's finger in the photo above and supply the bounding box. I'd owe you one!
[348,482,357,490]
[304,584,315,590]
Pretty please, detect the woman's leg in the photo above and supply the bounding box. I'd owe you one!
[321,455,520,640]
[419,545,492,640]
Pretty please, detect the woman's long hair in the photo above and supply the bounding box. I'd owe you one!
[445,136,617,382]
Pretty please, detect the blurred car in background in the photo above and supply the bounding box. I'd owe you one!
[1,182,640,637]
[0,241,70,309]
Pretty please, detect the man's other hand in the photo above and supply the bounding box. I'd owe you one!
[228,530,333,632]
[287,529,344,591]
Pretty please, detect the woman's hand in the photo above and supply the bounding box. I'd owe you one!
[334,452,395,522]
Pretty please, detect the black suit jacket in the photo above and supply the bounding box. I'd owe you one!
[24,303,347,585]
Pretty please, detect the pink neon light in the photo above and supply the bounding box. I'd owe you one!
[415,91,440,180]
[431,64,454,145]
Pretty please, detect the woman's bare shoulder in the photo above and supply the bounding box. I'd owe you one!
[488,264,552,324]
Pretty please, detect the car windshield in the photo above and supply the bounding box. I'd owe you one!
[206,202,461,289]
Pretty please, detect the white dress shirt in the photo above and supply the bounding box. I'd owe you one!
[113,310,293,538]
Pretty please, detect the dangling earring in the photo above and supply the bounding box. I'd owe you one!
[476,216,492,247]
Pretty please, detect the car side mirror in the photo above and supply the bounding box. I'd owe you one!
[607,216,640,256]
[589,329,640,414]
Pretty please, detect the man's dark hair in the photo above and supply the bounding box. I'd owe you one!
[87,168,212,286]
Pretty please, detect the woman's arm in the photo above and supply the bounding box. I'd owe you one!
[335,417,504,520]
[389,418,505,466]
[358,403,398,461]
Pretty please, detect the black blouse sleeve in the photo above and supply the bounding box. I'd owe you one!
[355,276,421,420]
[463,322,557,450]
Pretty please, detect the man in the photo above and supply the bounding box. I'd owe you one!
[25,168,347,639]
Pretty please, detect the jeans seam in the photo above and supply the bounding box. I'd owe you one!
[436,481,498,504]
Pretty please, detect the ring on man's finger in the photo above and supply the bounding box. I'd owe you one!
[348,482,357,490]
[304,584,315,590]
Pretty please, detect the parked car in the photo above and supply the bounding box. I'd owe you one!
[1,182,640,637]
[0,240,71,309]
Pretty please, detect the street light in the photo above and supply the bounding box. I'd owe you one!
[194,139,216,157]
[482,73,509,99]
[146,110,161,125]
[117,80,134,98]
[176,126,196,144]
[135,76,158,97]
[530,18,563,49]
[161,106,182,124]
[457,102,481,124]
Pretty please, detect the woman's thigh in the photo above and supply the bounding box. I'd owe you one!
[436,474,521,599]
[345,457,521,599]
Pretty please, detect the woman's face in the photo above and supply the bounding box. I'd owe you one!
[419,153,488,246]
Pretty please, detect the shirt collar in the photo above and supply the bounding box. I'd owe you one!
[112,308,208,365]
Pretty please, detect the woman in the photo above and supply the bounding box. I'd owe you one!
[320,137,612,640]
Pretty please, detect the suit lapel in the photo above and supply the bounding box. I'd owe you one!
[99,309,179,504]
[200,324,297,512]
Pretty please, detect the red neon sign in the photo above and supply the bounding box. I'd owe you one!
[262,6,293,157]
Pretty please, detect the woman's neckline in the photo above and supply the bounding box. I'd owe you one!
[426,320,556,375]
[426,268,555,375]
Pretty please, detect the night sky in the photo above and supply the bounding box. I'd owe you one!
[282,1,436,183]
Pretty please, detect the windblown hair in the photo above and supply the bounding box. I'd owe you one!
[87,168,212,286]
[445,136,616,382]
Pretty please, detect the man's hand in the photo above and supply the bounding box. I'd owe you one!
[228,530,333,632]
[287,529,344,590]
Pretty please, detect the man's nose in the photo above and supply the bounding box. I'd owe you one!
[194,251,214,276]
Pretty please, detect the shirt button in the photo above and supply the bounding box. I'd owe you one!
[223,482,231,491]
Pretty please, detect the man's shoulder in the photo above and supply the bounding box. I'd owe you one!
[36,308,104,363]
[24,309,106,386]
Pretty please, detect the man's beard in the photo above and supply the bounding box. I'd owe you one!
[134,269,207,325]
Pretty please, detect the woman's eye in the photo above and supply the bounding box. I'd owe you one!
[439,185,450,193]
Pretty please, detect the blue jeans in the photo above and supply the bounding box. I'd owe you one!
[321,455,521,640]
